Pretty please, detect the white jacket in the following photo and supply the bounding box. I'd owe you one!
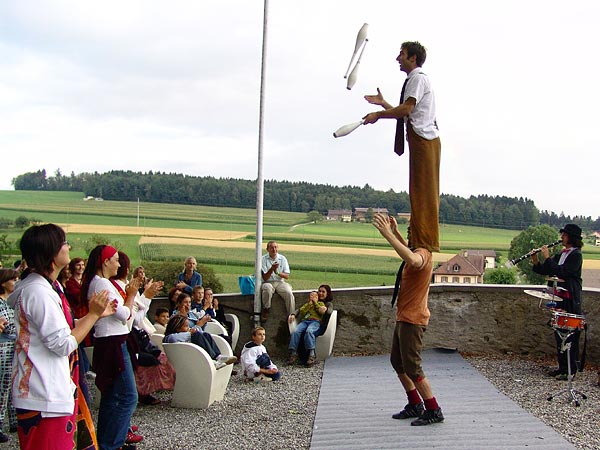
[8,273,78,415]
[240,341,277,379]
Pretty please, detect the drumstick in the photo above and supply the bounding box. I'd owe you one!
[333,119,364,138]
[346,39,368,90]
[343,23,369,79]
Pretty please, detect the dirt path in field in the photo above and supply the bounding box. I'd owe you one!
[59,224,249,240]
[60,223,600,269]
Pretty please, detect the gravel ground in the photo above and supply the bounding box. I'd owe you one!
[2,355,599,449]
[464,353,600,450]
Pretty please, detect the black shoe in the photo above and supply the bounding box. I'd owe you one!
[9,425,17,433]
[392,402,424,419]
[548,369,565,377]
[0,431,9,443]
[555,373,573,381]
[411,408,444,426]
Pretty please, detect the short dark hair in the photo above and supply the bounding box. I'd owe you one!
[401,41,427,67]
[155,307,169,317]
[20,224,66,275]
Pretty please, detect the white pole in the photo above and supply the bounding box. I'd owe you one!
[254,0,269,327]
[137,197,140,227]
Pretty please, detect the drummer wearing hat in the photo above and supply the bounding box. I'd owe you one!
[531,223,583,380]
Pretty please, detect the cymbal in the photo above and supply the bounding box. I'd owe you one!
[523,289,563,301]
[546,276,565,282]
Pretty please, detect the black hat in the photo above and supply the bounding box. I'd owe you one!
[559,224,582,239]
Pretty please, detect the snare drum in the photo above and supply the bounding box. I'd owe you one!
[550,311,586,331]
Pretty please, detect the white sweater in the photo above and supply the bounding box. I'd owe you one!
[90,276,130,338]
[240,341,277,379]
[8,273,78,415]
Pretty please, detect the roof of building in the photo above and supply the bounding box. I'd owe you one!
[433,251,485,276]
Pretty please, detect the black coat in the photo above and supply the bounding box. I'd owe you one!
[532,248,582,314]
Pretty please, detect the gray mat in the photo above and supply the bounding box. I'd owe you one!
[311,350,575,449]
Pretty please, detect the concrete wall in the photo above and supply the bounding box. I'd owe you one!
[148,285,600,362]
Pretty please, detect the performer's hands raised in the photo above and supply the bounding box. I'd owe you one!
[364,87,385,106]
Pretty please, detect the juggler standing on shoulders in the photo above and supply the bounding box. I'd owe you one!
[363,41,441,253]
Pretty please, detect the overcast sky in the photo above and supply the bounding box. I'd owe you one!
[1,0,599,219]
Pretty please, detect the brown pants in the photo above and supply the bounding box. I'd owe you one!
[407,125,441,252]
[390,321,426,382]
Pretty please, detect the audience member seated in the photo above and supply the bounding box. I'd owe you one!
[175,256,202,295]
[173,292,232,346]
[190,285,206,313]
[241,327,280,383]
[163,315,236,369]
[153,307,170,335]
[209,289,234,336]
[167,287,182,314]
[316,284,334,336]
[287,291,326,367]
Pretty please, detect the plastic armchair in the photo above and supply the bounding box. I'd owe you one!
[288,310,337,361]
[163,334,234,409]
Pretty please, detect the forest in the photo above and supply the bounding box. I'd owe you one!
[11,169,600,231]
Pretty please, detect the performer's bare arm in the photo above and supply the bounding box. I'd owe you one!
[362,97,416,124]
[372,213,423,268]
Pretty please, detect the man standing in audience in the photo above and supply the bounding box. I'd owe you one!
[260,241,295,322]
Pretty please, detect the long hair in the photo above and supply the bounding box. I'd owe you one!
[0,268,19,294]
[319,284,333,302]
[20,224,66,276]
[80,245,107,307]
[165,315,188,336]
[112,251,130,281]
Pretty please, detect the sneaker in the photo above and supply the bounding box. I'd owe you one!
[410,408,444,426]
[253,375,272,383]
[261,308,270,322]
[214,361,227,370]
[392,402,425,420]
[125,431,144,444]
[287,353,298,365]
[216,355,238,365]
[129,426,139,433]
[139,394,160,405]
[0,431,9,443]
[555,373,573,381]
[547,369,565,377]
[306,355,316,367]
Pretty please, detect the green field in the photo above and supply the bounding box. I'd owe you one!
[1,190,598,292]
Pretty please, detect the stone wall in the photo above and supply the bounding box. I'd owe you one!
[148,285,600,362]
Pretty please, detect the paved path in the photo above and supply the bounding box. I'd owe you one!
[311,350,575,449]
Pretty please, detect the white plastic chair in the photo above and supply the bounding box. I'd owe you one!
[150,333,165,352]
[288,310,337,361]
[224,313,240,349]
[204,320,228,336]
[162,334,234,409]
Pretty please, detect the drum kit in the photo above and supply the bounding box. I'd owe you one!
[524,276,587,406]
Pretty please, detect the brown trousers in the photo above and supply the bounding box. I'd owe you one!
[407,125,441,252]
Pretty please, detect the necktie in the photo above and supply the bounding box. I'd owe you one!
[394,77,409,156]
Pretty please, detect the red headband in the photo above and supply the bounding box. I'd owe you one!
[98,246,117,267]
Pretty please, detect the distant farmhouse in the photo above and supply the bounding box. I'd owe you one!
[354,207,388,222]
[433,250,488,284]
[326,209,352,222]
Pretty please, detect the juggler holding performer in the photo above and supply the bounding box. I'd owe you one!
[363,41,441,252]
[372,213,444,425]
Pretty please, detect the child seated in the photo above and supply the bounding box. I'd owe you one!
[153,307,169,334]
[163,315,237,369]
[287,291,325,367]
[241,327,281,382]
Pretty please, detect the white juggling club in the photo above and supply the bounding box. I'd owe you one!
[333,119,364,138]
[346,39,368,90]
[343,23,369,79]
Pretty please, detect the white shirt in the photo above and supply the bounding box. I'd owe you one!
[90,275,130,338]
[403,67,439,140]
[261,253,291,283]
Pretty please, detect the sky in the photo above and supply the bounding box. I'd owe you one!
[1,0,599,219]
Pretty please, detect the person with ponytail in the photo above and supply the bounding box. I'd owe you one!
[80,245,141,450]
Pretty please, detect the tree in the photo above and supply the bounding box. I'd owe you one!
[484,267,517,284]
[508,225,559,284]
[15,216,30,229]
[307,210,323,223]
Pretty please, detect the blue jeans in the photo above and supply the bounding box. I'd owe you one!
[289,320,321,352]
[97,342,138,450]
